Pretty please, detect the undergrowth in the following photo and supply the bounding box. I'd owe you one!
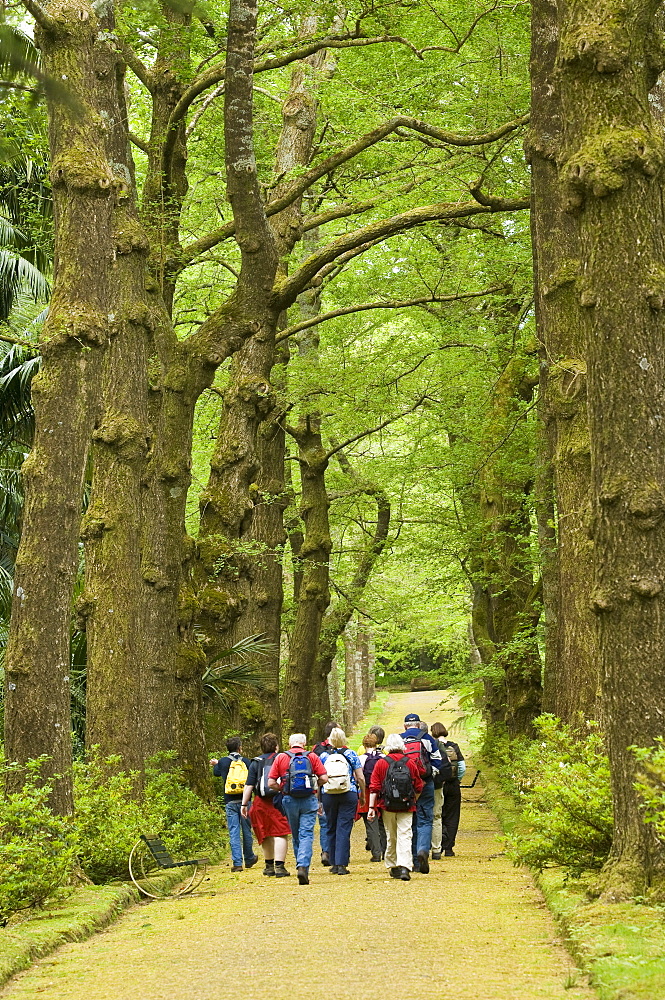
[480,714,613,877]
[0,751,225,921]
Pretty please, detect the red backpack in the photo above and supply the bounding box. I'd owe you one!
[403,736,432,781]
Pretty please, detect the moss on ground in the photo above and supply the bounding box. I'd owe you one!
[1,691,596,1000]
[481,750,665,1000]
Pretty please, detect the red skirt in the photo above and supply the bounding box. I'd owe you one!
[249,795,291,843]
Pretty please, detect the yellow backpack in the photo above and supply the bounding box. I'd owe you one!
[225,754,248,794]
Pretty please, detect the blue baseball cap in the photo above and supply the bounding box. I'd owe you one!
[404,713,421,722]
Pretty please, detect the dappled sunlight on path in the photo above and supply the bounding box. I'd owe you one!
[1,690,596,1000]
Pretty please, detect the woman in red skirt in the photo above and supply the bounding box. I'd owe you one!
[241,733,292,877]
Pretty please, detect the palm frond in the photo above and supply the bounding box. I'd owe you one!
[0,344,38,444]
[206,632,276,669]
[0,250,50,319]
[0,24,83,111]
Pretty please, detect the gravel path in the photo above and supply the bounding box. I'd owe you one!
[1,690,597,1000]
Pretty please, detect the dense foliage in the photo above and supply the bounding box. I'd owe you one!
[0,753,224,919]
[482,716,614,878]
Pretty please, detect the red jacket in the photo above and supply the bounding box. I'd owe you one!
[369,752,424,812]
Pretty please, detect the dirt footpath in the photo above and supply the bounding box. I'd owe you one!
[1,690,597,1000]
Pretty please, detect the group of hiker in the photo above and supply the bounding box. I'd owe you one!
[210,712,466,885]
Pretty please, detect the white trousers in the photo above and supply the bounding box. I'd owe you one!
[431,786,444,852]
[383,810,414,870]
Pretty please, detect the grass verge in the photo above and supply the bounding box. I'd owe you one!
[480,757,665,1000]
[0,860,223,988]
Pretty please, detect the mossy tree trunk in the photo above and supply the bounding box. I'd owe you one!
[479,352,542,736]
[195,35,329,744]
[529,0,598,726]
[309,458,390,736]
[3,0,118,812]
[557,0,665,894]
[281,413,332,737]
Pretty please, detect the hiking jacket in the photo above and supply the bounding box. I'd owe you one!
[369,752,424,812]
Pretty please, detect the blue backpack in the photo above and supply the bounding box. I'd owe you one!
[285,751,315,797]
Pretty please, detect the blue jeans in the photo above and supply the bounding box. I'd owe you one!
[282,794,319,868]
[319,810,329,854]
[225,799,255,867]
[412,778,435,860]
[322,790,358,867]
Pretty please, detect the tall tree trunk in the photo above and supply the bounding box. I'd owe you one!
[195,29,329,743]
[83,22,162,774]
[529,0,598,725]
[343,626,356,731]
[558,0,665,894]
[327,655,343,723]
[4,0,117,811]
[309,462,390,731]
[281,414,331,736]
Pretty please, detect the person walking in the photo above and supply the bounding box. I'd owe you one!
[268,734,328,885]
[430,722,466,857]
[367,733,424,881]
[211,737,259,873]
[400,713,451,873]
[320,728,366,875]
[240,733,292,878]
[311,720,338,867]
[358,733,386,861]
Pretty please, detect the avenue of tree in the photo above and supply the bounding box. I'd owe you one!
[1,0,664,897]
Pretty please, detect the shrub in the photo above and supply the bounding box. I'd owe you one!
[634,738,665,841]
[142,754,225,859]
[494,716,613,877]
[0,759,76,923]
[72,754,144,883]
[73,751,225,883]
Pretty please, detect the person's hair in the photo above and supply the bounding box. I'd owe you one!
[385,733,405,753]
[362,733,378,749]
[323,721,339,739]
[430,722,448,739]
[419,720,429,733]
[289,733,307,747]
[226,736,242,753]
[329,727,347,748]
[369,725,385,744]
[260,732,279,753]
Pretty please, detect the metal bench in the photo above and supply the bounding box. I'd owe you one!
[460,769,481,788]
[128,834,211,898]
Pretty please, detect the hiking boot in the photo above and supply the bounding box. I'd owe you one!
[336,866,350,875]
[444,848,455,857]
[245,855,259,869]
[370,855,382,862]
[297,866,310,885]
[399,867,411,881]
[329,865,339,874]
[231,865,243,872]
[389,867,401,879]
[417,850,430,874]
[262,860,275,877]
[321,851,331,867]
[431,850,442,860]
[274,863,291,877]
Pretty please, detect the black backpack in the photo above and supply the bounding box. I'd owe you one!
[432,744,454,788]
[254,752,277,798]
[362,749,381,787]
[382,754,415,812]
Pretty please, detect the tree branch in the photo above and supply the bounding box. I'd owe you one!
[0,330,38,349]
[117,40,153,92]
[276,196,530,307]
[325,395,427,460]
[20,0,58,34]
[128,131,150,154]
[275,287,506,342]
